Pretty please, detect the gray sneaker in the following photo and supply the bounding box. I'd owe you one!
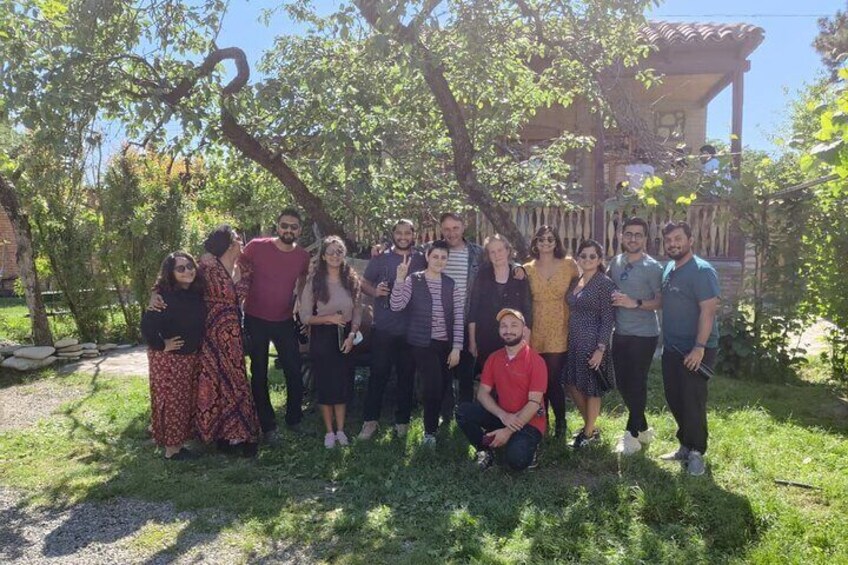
[687,450,706,476]
[659,445,690,461]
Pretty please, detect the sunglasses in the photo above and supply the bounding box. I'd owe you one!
[620,262,634,281]
[537,236,556,243]
[279,222,300,230]
[174,264,196,273]
[325,248,346,257]
[578,253,599,260]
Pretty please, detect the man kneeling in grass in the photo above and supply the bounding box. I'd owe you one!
[455,309,546,471]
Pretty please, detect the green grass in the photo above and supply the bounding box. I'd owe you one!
[0,296,134,343]
[0,363,846,564]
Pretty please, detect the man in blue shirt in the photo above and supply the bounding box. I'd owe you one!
[659,221,720,476]
[609,217,663,456]
[358,219,427,440]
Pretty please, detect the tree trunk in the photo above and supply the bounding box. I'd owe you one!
[356,1,529,257]
[0,172,54,345]
[220,108,352,246]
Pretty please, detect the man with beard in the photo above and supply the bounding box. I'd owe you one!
[240,208,311,444]
[609,217,663,455]
[358,219,427,440]
[658,221,720,476]
[455,309,546,471]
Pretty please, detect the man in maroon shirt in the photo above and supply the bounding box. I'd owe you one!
[455,308,546,471]
[239,208,311,442]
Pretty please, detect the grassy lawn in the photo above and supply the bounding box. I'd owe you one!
[0,362,846,564]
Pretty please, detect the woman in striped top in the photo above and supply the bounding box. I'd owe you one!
[390,240,464,446]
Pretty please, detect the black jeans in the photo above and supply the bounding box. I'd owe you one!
[612,334,659,436]
[363,329,415,424]
[441,330,476,419]
[245,315,304,432]
[661,347,716,454]
[412,340,453,434]
[455,402,542,471]
[541,352,567,432]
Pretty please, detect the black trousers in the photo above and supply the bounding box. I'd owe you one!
[363,329,415,424]
[661,347,716,454]
[541,352,567,431]
[455,402,542,471]
[245,315,304,432]
[612,334,659,436]
[441,330,475,419]
[412,340,453,434]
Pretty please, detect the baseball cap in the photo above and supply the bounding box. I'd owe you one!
[496,308,525,324]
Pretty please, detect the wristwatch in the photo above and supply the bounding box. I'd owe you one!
[636,299,643,309]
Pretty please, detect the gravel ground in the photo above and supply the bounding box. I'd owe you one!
[57,347,149,378]
[0,487,312,564]
[0,380,85,432]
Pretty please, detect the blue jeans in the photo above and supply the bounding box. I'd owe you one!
[455,401,542,471]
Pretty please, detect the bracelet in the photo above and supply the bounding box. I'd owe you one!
[693,342,707,350]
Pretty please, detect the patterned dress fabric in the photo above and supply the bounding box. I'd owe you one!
[195,259,260,443]
[524,258,579,354]
[564,273,617,397]
[148,350,200,447]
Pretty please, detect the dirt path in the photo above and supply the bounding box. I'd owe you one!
[57,346,149,377]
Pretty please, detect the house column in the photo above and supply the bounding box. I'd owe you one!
[731,68,744,178]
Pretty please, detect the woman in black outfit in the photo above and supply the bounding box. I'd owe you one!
[141,252,206,460]
[468,234,532,367]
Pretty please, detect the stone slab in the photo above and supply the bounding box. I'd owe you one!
[54,338,79,349]
[80,343,98,350]
[56,344,83,353]
[1,356,57,371]
[13,346,56,361]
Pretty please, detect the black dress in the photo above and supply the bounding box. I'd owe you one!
[468,263,533,365]
[564,273,616,397]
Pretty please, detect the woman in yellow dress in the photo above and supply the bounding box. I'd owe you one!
[523,226,579,437]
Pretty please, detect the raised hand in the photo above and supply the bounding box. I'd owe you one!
[395,254,411,282]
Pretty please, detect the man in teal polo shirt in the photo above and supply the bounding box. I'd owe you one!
[659,220,720,476]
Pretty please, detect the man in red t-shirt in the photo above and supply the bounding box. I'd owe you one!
[455,308,547,471]
[238,208,311,442]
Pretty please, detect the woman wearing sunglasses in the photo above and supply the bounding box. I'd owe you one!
[299,236,362,449]
[522,226,579,438]
[141,252,206,460]
[564,239,616,448]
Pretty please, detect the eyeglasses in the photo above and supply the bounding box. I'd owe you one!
[619,262,634,281]
[279,222,300,230]
[622,232,645,240]
[538,236,556,243]
[578,253,598,260]
[174,264,196,273]
[325,249,346,257]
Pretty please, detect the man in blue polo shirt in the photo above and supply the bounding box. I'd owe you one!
[358,219,427,440]
[659,220,720,476]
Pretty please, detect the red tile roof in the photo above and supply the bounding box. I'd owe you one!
[641,21,764,52]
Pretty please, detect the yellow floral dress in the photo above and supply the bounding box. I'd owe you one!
[524,258,579,354]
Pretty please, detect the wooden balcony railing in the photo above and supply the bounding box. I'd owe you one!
[475,205,594,256]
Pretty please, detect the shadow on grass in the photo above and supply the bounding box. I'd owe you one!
[2,366,762,563]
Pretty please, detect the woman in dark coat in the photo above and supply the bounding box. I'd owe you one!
[564,239,616,448]
[141,251,206,460]
[468,234,532,367]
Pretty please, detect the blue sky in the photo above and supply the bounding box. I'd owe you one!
[216,0,844,153]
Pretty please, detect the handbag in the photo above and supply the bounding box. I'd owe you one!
[592,351,615,393]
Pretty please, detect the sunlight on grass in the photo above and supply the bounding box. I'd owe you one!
[0,365,846,563]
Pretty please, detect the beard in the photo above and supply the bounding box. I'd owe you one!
[280,233,297,244]
[666,247,688,260]
[394,239,413,250]
[502,335,523,347]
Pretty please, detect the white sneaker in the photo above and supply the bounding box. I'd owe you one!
[335,431,350,447]
[615,431,642,455]
[687,450,706,476]
[636,428,655,445]
[324,432,336,449]
[422,433,437,447]
[357,421,379,440]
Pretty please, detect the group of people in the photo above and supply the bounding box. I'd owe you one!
[142,208,720,477]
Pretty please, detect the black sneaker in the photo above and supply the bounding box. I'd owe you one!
[588,429,601,444]
[240,442,259,459]
[527,449,540,470]
[476,449,494,471]
[572,431,588,449]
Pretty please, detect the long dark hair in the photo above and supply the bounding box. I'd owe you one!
[152,251,205,294]
[530,225,565,259]
[311,236,360,305]
[203,224,237,258]
[576,239,605,273]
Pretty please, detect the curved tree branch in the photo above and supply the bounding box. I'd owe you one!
[157,47,350,244]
